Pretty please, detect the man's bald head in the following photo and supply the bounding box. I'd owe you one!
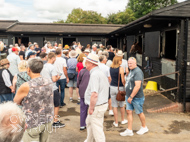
[128,57,137,70]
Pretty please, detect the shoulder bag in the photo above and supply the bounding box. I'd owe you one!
[116,67,126,101]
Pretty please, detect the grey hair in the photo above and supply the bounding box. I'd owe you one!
[0,102,25,142]
[28,58,43,73]
[102,51,109,59]
[99,55,106,62]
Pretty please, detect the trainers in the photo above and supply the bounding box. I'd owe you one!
[52,121,65,128]
[136,126,149,135]
[121,119,128,125]
[109,110,114,115]
[120,129,134,136]
[69,98,73,102]
[113,122,118,127]
[80,126,86,130]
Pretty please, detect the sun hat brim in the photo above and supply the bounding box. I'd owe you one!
[83,57,99,65]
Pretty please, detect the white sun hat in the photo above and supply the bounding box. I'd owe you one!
[84,53,99,65]
[116,50,124,57]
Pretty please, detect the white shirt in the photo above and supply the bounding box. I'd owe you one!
[99,63,110,78]
[85,66,109,106]
[2,70,12,87]
[121,59,128,73]
[106,60,112,68]
[7,53,20,76]
[54,57,67,79]
[8,48,12,55]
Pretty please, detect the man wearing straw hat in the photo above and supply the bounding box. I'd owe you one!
[84,53,109,142]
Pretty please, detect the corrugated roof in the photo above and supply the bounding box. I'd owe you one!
[6,22,124,34]
[0,20,18,30]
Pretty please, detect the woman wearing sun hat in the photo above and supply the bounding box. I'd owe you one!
[0,59,14,103]
[67,50,80,102]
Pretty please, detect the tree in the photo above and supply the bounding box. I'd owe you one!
[127,0,178,18]
[65,8,107,24]
[107,8,136,24]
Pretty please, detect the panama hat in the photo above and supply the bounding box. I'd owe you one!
[116,50,124,57]
[84,53,99,65]
[69,50,78,58]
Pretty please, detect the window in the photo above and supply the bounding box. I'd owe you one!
[0,37,8,46]
[163,30,177,60]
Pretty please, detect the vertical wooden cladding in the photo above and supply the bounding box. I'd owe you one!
[127,36,135,58]
[185,19,190,100]
[145,31,160,57]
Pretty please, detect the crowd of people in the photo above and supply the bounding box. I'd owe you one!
[0,40,148,142]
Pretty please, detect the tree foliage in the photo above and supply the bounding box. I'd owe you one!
[61,8,107,24]
[127,0,178,18]
[107,8,136,24]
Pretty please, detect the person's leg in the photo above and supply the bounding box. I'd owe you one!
[91,104,108,142]
[127,110,133,130]
[80,98,86,127]
[113,107,118,124]
[60,79,66,106]
[120,106,125,121]
[138,113,146,127]
[108,98,112,110]
[22,127,40,142]
[69,87,73,99]
[86,114,94,142]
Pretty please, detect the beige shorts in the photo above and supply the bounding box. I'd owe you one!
[21,122,53,142]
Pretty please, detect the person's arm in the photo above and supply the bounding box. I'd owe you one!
[14,82,29,105]
[19,55,23,60]
[89,92,98,115]
[77,71,82,88]
[120,67,125,86]
[63,67,69,83]
[88,75,99,115]
[12,75,17,94]
[76,67,78,72]
[108,76,111,84]
[127,81,141,104]
[63,59,69,83]
[2,70,14,92]
[52,75,60,82]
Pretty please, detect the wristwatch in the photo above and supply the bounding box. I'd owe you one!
[129,96,133,99]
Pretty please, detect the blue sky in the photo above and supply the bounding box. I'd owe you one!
[0,0,187,23]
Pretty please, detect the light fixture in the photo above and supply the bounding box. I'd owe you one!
[144,24,152,28]
[68,35,71,37]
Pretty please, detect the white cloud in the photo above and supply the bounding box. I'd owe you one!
[0,0,186,23]
[33,0,129,22]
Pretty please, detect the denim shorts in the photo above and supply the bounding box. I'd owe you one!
[126,96,145,114]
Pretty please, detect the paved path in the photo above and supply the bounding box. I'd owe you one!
[49,88,190,142]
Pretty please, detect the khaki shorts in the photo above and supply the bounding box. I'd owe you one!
[21,122,53,142]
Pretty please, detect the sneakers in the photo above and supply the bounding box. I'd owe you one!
[113,122,118,127]
[136,126,149,135]
[121,119,128,125]
[120,129,134,136]
[69,97,73,102]
[109,110,114,116]
[80,126,86,130]
[52,121,65,128]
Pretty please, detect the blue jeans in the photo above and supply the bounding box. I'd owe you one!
[126,96,145,114]
[56,79,66,106]
[0,93,14,103]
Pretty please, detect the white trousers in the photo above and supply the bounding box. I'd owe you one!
[86,103,108,142]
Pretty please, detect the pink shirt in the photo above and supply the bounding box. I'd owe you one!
[77,62,84,76]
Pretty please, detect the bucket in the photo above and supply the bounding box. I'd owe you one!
[145,81,158,91]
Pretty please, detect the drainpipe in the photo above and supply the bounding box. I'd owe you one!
[183,18,188,112]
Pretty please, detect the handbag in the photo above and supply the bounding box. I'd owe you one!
[68,73,75,80]
[116,67,126,101]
